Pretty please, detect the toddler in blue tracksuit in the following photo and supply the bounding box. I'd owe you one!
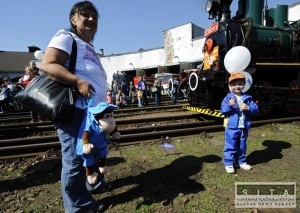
[221,73,259,173]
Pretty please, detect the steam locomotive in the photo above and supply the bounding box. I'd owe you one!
[188,0,300,115]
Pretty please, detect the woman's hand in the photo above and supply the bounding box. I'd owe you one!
[76,79,95,98]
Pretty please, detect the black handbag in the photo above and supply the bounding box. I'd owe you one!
[14,34,78,121]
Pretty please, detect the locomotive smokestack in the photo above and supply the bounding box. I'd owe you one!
[264,4,269,26]
[220,0,233,22]
[205,0,233,21]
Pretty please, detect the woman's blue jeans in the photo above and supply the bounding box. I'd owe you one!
[55,108,98,213]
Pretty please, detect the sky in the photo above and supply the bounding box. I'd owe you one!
[0,0,298,55]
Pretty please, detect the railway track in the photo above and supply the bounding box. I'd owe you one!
[0,112,211,158]
[1,104,300,159]
[0,103,187,125]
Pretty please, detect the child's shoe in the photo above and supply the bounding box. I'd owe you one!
[225,166,235,174]
[239,163,252,170]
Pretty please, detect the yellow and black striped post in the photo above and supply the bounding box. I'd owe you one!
[182,105,224,118]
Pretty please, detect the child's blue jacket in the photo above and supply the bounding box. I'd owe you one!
[221,93,259,129]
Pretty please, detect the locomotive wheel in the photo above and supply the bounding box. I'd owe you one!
[252,80,273,116]
[286,80,300,113]
[189,72,199,91]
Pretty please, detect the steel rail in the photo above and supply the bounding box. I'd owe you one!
[0,118,212,159]
[0,116,299,159]
[0,113,199,135]
[0,116,212,145]
[0,104,188,125]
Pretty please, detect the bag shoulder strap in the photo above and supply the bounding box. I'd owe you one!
[68,33,77,74]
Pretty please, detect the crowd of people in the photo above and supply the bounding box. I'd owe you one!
[0,71,31,114]
[107,76,184,108]
[1,71,185,115]
[0,61,44,122]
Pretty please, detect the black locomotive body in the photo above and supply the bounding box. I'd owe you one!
[188,0,300,115]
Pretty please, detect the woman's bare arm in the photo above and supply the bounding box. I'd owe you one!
[40,47,93,97]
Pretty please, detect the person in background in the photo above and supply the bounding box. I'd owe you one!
[112,80,118,102]
[0,84,9,113]
[119,93,127,107]
[128,81,135,104]
[3,80,15,112]
[29,61,40,76]
[30,107,44,123]
[138,76,148,106]
[29,61,44,123]
[182,86,188,101]
[106,91,114,104]
[137,88,143,107]
[120,79,128,103]
[5,80,14,94]
[40,1,110,212]
[171,77,179,104]
[0,87,3,113]
[153,80,161,106]
[18,66,35,88]
[17,66,43,122]
[165,82,171,97]
[148,87,154,98]
[115,89,127,107]
[115,89,121,105]
[221,73,259,174]
[11,82,24,110]
[28,61,44,122]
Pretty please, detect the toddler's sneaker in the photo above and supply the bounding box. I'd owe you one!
[225,166,235,174]
[239,163,252,170]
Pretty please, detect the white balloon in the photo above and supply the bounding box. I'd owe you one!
[224,46,251,74]
[241,71,253,92]
[34,50,44,60]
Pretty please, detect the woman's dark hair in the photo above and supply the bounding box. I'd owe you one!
[69,1,99,42]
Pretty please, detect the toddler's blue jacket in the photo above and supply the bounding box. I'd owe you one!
[221,93,259,129]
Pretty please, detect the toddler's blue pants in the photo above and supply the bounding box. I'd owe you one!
[222,128,248,166]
